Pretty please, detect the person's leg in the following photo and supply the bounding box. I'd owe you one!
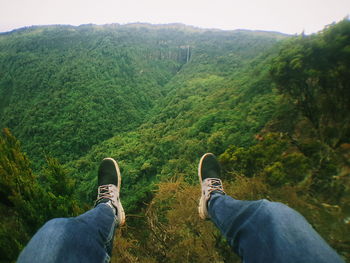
[17,203,117,263]
[197,153,344,263]
[208,194,344,263]
[17,157,125,263]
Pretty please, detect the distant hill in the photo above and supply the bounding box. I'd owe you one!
[0,23,286,166]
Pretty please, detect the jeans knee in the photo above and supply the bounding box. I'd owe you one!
[41,218,70,234]
[260,199,290,209]
[259,199,298,220]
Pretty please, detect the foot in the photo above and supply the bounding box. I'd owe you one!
[95,158,125,226]
[198,153,225,219]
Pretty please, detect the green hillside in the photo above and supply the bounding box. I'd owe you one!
[0,24,283,166]
[0,21,349,262]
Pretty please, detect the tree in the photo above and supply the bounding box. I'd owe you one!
[0,128,46,261]
[0,129,81,262]
[270,19,350,147]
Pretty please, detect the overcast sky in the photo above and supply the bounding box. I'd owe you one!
[0,0,349,34]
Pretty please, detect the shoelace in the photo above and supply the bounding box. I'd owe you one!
[206,178,225,194]
[96,184,114,202]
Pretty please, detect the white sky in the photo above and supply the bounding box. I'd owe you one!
[0,0,349,34]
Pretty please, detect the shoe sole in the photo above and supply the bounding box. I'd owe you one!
[198,152,215,182]
[198,153,215,219]
[103,157,126,226]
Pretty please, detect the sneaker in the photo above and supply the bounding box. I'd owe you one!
[198,153,225,219]
[95,157,125,226]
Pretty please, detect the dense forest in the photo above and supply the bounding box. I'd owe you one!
[0,20,349,262]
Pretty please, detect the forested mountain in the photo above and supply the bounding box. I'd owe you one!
[0,24,283,166]
[0,21,349,262]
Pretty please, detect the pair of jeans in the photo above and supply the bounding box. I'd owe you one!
[17,203,117,263]
[18,196,344,263]
[209,193,344,263]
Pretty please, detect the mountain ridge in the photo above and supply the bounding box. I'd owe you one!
[0,22,291,36]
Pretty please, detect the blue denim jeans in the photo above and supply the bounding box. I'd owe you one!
[209,193,344,263]
[17,203,117,263]
[18,195,344,263]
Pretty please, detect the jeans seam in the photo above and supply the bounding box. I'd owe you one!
[103,204,117,259]
[106,218,116,244]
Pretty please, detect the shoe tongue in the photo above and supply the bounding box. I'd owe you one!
[96,186,111,204]
[98,185,111,193]
[211,180,221,186]
[100,188,109,193]
[205,178,221,184]
[206,179,224,195]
